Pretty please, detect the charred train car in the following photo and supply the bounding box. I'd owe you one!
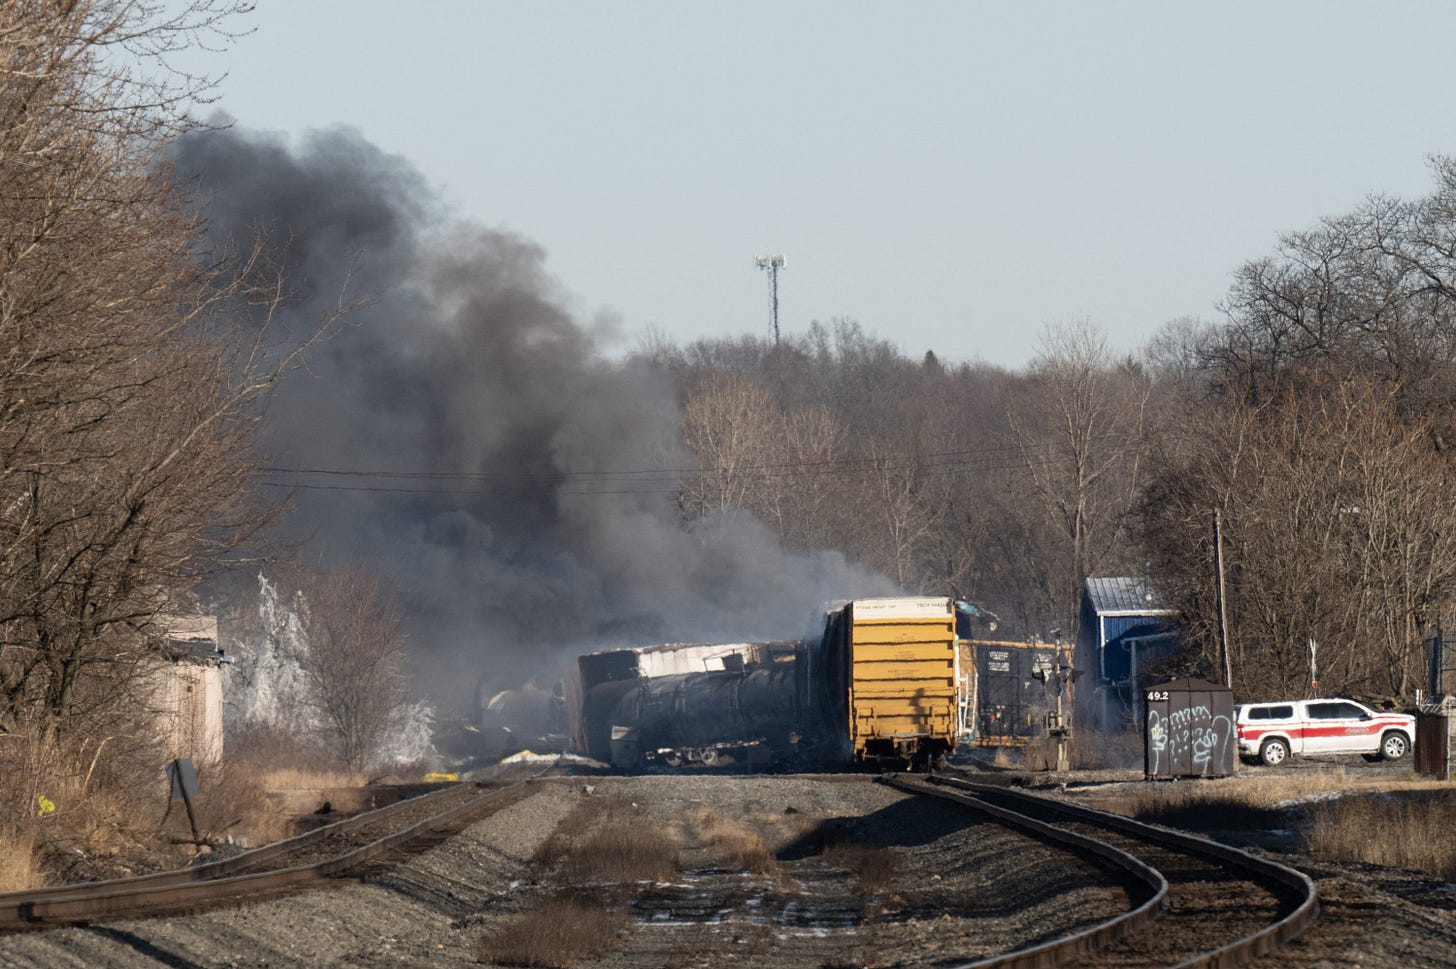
[573,597,965,771]
[573,641,806,769]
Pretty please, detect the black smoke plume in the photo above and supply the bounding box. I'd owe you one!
[170,123,895,711]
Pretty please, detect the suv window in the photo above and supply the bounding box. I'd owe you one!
[1307,702,1358,719]
[1246,705,1294,720]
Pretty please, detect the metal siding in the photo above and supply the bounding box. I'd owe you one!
[1102,615,1151,642]
[848,612,957,760]
[1145,680,1235,778]
[1086,577,1169,614]
[973,642,1061,745]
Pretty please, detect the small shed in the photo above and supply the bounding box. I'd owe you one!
[1076,577,1177,731]
[1144,677,1235,779]
[147,616,227,765]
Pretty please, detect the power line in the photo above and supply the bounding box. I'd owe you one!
[254,442,1133,498]
[256,436,1120,485]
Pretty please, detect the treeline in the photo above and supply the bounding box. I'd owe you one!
[644,322,1149,642]
[650,160,1456,703]
[1143,160,1456,700]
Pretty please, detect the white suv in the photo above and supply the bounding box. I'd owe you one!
[1235,698,1415,766]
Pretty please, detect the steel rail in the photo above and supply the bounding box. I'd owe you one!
[933,776,1320,969]
[0,781,474,918]
[0,778,530,930]
[882,775,1170,969]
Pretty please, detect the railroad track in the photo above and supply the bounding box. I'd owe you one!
[884,774,1318,969]
[0,771,545,931]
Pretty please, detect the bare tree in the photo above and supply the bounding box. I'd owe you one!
[295,571,411,771]
[1141,376,1456,699]
[1005,322,1153,630]
[0,2,350,736]
[678,375,780,519]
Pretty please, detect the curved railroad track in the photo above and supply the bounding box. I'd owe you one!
[0,770,547,932]
[885,774,1319,969]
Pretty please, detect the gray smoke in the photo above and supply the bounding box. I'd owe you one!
[171,123,895,710]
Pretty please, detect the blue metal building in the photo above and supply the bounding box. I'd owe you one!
[1075,577,1177,731]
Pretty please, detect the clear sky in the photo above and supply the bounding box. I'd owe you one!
[177,1,1456,368]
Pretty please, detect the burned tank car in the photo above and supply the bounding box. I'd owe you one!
[595,666,802,768]
[575,641,811,770]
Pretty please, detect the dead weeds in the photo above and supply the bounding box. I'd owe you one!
[1306,790,1456,881]
[535,796,679,886]
[476,891,628,967]
[1091,767,1456,882]
[820,841,901,894]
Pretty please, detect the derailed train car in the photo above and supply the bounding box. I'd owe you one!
[574,641,805,768]
[815,597,962,768]
[573,597,969,771]
[964,639,1069,746]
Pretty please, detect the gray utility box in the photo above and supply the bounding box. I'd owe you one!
[1144,677,1235,779]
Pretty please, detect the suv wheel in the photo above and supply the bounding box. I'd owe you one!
[1259,737,1290,766]
[1380,731,1409,761]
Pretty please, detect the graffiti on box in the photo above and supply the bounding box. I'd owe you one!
[1147,703,1233,776]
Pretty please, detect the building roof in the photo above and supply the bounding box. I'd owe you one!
[161,615,225,665]
[1083,577,1174,617]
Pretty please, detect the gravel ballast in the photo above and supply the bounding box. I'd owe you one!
[2,769,1449,968]
[0,775,1127,969]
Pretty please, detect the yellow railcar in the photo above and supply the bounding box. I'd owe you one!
[821,597,960,768]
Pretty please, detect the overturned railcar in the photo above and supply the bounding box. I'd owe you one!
[576,641,805,769]
[572,597,970,772]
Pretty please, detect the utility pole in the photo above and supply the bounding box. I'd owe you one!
[754,254,786,344]
[1213,508,1233,688]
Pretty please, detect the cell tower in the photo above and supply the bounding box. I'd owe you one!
[754,254,787,344]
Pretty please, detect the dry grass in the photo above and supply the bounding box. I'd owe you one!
[0,722,176,885]
[535,797,679,886]
[250,765,369,791]
[1306,791,1456,880]
[226,726,367,790]
[1096,768,1452,822]
[0,826,39,893]
[185,758,293,848]
[0,711,378,889]
[1091,768,1456,882]
[693,810,781,877]
[820,841,900,893]
[476,893,628,968]
[200,727,383,848]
